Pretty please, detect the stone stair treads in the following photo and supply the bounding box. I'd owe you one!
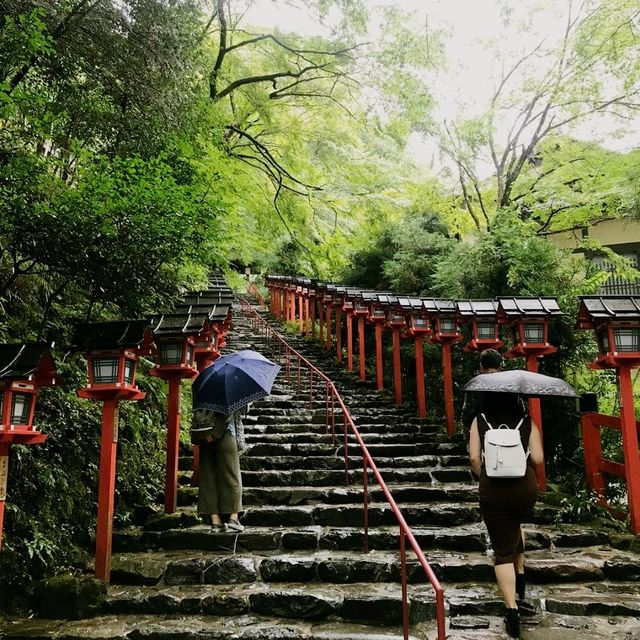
[7,301,640,640]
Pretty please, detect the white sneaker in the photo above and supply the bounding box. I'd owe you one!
[227,518,245,532]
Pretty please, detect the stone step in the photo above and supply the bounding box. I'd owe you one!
[104,581,438,623]
[240,442,465,458]
[170,501,482,528]
[179,456,472,477]
[445,581,640,618]
[108,546,640,588]
[174,479,479,504]
[115,523,486,555]
[0,613,431,640]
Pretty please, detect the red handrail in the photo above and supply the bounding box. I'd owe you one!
[241,298,446,640]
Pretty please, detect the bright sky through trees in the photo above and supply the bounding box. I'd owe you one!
[246,0,640,167]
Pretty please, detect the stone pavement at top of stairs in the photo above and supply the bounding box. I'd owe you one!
[2,300,640,640]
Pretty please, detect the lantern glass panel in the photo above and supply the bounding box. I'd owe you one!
[160,342,185,365]
[476,321,496,339]
[439,318,456,334]
[92,358,119,384]
[187,344,195,365]
[391,313,405,322]
[123,360,135,385]
[613,327,640,352]
[413,317,428,328]
[597,328,610,354]
[356,302,368,312]
[524,322,545,343]
[373,308,385,317]
[11,392,32,425]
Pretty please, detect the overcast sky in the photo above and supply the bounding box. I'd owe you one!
[243,0,640,166]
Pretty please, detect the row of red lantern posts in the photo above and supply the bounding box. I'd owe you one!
[265,277,640,531]
[0,277,233,582]
[71,280,233,580]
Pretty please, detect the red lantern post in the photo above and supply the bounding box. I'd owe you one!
[426,299,462,437]
[402,298,432,419]
[0,344,57,551]
[342,290,358,372]
[73,321,152,581]
[354,292,372,381]
[384,296,407,406]
[369,295,388,391]
[577,295,640,533]
[150,314,203,514]
[333,287,345,363]
[498,297,562,491]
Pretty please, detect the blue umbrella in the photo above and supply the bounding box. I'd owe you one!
[192,350,281,414]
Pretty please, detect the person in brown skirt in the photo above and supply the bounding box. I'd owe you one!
[469,392,544,638]
[196,409,247,533]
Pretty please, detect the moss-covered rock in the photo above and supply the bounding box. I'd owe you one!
[33,575,106,619]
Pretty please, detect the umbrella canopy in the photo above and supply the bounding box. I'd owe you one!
[193,350,281,414]
[462,369,579,398]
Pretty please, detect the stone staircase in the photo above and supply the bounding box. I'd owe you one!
[2,301,640,640]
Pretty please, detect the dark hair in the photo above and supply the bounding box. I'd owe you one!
[479,392,526,425]
[479,348,503,370]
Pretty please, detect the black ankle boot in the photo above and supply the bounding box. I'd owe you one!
[515,572,525,600]
[504,607,520,638]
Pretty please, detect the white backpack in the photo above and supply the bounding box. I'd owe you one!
[481,414,529,479]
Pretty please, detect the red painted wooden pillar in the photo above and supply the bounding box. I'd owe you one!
[442,342,455,436]
[325,306,332,350]
[284,290,289,321]
[318,301,324,343]
[392,327,402,405]
[526,355,546,491]
[310,299,316,338]
[358,317,366,381]
[346,313,354,371]
[0,443,9,551]
[298,295,304,334]
[581,413,606,498]
[415,336,426,419]
[375,324,384,390]
[95,398,119,581]
[336,308,343,363]
[619,367,640,534]
[164,376,182,514]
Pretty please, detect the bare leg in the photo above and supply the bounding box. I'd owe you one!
[211,514,222,526]
[515,527,525,572]
[230,512,238,521]
[494,563,517,609]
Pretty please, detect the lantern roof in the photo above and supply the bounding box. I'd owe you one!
[422,298,457,315]
[397,297,424,311]
[376,294,400,306]
[71,320,151,351]
[497,297,562,319]
[577,295,640,328]
[457,299,499,318]
[0,343,57,385]
[361,291,377,302]
[183,293,233,306]
[344,287,361,300]
[151,313,208,337]
[173,303,230,323]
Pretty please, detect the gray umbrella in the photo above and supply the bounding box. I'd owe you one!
[462,369,579,397]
